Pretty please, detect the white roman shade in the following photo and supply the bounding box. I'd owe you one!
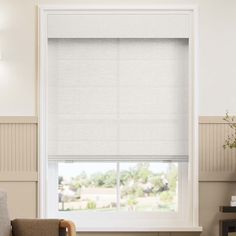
[48,38,188,161]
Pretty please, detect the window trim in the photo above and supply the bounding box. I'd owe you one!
[38,5,200,231]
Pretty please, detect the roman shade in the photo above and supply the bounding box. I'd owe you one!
[47,38,188,161]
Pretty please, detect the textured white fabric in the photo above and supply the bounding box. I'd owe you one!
[0,191,12,236]
[48,38,188,159]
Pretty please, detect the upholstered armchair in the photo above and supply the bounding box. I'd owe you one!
[0,191,76,236]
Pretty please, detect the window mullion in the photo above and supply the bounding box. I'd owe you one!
[117,161,120,211]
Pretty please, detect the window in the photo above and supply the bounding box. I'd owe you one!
[56,162,179,212]
[40,7,198,231]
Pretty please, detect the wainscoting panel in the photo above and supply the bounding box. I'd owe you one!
[0,117,38,181]
[199,117,236,181]
[0,117,38,218]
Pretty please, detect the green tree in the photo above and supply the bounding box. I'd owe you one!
[103,170,116,188]
[136,162,151,183]
[91,172,105,187]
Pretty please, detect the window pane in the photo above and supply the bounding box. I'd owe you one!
[58,162,117,212]
[119,162,178,212]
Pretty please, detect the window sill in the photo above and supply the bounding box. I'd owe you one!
[75,226,203,232]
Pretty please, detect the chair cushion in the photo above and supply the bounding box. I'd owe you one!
[11,219,61,236]
[0,191,12,236]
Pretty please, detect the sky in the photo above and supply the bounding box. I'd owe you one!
[58,161,177,180]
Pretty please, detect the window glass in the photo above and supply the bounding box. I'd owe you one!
[58,162,117,212]
[58,161,178,212]
[119,162,178,212]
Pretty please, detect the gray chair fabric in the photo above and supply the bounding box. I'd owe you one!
[0,191,12,236]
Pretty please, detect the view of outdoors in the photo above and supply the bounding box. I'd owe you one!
[58,162,178,212]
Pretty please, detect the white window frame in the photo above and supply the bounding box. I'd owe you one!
[38,5,200,232]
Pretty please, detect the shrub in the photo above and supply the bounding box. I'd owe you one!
[86,200,96,209]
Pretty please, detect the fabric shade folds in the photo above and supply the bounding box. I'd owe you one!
[48,38,189,160]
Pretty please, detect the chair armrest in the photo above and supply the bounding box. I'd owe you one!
[60,220,76,236]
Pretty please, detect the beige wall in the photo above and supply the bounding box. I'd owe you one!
[1,0,236,236]
[200,182,236,236]
[0,0,36,116]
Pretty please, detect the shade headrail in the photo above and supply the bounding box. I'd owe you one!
[48,154,188,162]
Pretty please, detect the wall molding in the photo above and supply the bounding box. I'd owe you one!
[199,116,232,124]
[200,116,222,124]
[0,172,38,181]
[199,116,236,182]
[199,172,236,182]
[0,116,38,124]
[0,117,38,182]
